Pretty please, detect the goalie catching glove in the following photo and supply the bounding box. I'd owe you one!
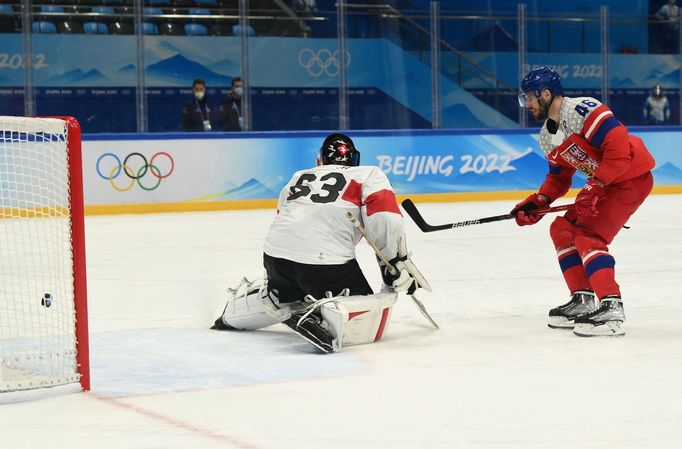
[378,234,431,294]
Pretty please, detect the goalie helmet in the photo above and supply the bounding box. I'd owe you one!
[518,66,563,107]
[319,133,360,167]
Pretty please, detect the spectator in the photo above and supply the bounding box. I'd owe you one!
[181,79,214,132]
[220,77,243,131]
[655,0,679,53]
[643,84,671,125]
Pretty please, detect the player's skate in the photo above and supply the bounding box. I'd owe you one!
[548,290,596,329]
[573,297,625,337]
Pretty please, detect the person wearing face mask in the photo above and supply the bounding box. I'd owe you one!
[643,84,670,125]
[181,79,214,132]
[220,77,243,132]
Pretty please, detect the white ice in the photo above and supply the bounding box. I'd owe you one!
[2,195,682,449]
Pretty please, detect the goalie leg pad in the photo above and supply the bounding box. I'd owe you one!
[216,278,295,330]
[322,292,398,347]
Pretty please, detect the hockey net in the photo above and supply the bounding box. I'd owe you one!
[0,116,89,400]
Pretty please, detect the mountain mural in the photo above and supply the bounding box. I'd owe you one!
[117,64,136,74]
[208,58,241,76]
[218,178,277,199]
[42,69,110,86]
[656,69,680,86]
[146,54,233,85]
[653,162,682,185]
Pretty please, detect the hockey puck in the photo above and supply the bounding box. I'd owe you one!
[41,293,52,308]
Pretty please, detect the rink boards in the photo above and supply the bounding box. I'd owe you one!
[81,128,682,215]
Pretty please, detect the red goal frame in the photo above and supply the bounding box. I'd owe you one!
[63,116,90,391]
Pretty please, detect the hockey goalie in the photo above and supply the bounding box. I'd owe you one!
[211,133,429,353]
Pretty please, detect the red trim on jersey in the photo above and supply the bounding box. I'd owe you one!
[348,310,369,321]
[580,104,610,138]
[341,179,363,207]
[365,189,401,216]
[374,307,391,341]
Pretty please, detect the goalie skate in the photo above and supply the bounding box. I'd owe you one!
[282,295,341,354]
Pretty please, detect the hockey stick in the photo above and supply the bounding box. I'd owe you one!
[346,212,439,329]
[401,199,573,233]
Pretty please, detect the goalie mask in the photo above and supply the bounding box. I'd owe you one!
[319,133,360,167]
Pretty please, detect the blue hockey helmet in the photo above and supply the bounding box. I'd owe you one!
[518,66,563,107]
[319,133,360,166]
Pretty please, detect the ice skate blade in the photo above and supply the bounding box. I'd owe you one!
[573,321,625,337]
[548,316,575,329]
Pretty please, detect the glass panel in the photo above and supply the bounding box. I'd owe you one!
[8,1,680,132]
[247,0,339,131]
[30,1,136,133]
[521,10,602,128]
[143,0,243,133]
[610,10,678,126]
[0,2,24,117]
[437,5,520,128]
[342,2,433,130]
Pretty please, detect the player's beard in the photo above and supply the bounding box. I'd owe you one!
[532,96,552,122]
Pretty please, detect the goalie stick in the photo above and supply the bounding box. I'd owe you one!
[346,212,439,329]
[401,199,573,233]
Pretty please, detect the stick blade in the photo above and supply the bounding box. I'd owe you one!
[401,199,449,232]
[401,199,432,232]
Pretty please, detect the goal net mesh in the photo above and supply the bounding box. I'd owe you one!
[0,116,80,392]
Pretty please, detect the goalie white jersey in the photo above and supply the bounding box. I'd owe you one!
[263,164,403,265]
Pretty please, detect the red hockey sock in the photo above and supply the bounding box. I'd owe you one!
[550,217,591,293]
[556,245,591,293]
[581,250,621,299]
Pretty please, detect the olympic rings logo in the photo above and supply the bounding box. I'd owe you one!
[96,152,175,192]
[298,48,351,77]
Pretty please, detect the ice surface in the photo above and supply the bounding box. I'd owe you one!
[2,195,682,449]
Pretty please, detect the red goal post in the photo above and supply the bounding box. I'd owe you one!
[0,116,89,401]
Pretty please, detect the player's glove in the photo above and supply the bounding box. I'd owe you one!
[575,178,605,217]
[378,255,417,295]
[510,193,550,226]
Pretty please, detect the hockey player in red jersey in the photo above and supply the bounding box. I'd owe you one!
[512,66,655,337]
[212,133,428,352]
